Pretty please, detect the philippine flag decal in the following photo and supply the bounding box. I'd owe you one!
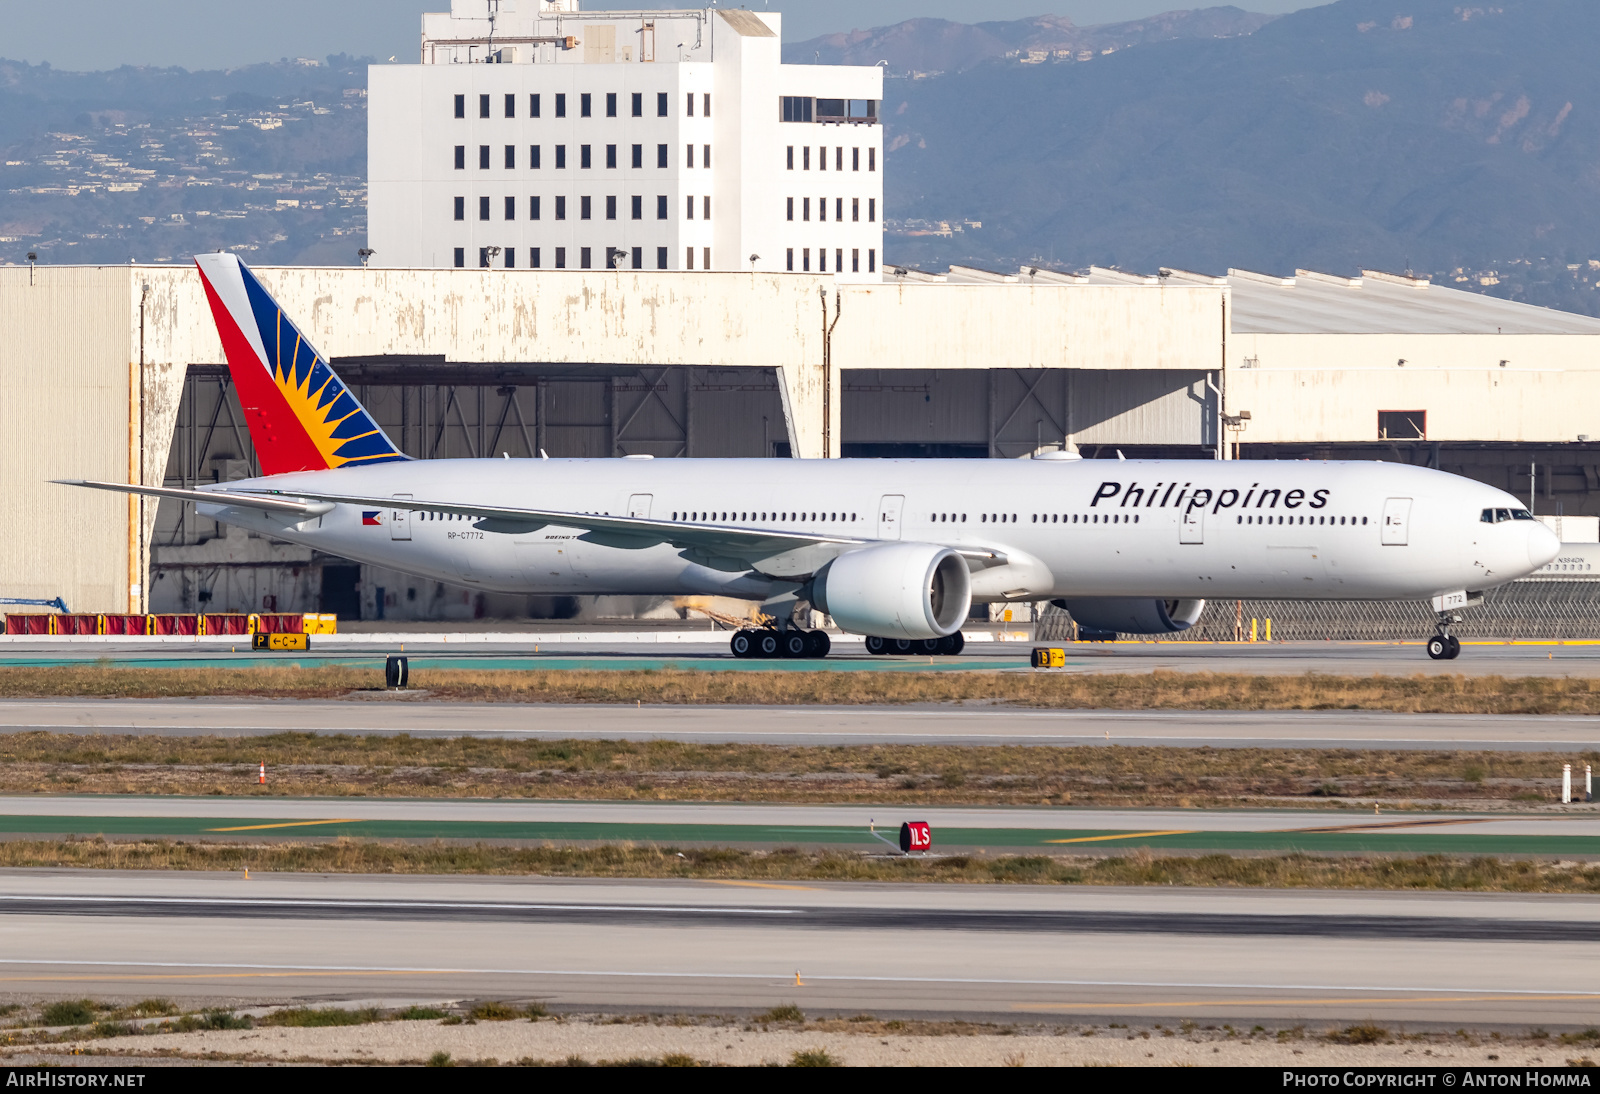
[362,511,383,526]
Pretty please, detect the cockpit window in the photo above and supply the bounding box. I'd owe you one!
[1496,508,1512,523]
[1483,508,1530,523]
[1511,509,1535,520]
[1481,509,1495,523]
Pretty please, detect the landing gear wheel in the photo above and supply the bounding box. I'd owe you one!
[805,630,831,658]
[730,630,755,658]
[914,638,942,655]
[891,638,914,655]
[865,636,888,655]
[1427,635,1450,660]
[1445,635,1461,659]
[780,630,809,658]
[757,630,781,658]
[935,633,964,656]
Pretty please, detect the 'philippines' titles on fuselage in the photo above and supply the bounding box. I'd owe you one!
[1091,480,1332,514]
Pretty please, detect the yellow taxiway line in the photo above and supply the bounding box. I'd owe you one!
[1043,830,1194,845]
[204,819,362,832]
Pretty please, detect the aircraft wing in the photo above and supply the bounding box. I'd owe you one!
[57,480,335,518]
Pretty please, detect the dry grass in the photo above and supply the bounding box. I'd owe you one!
[12,837,1600,893]
[0,731,1590,807]
[14,664,1600,713]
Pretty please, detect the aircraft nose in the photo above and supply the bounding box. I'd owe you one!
[1528,521,1560,569]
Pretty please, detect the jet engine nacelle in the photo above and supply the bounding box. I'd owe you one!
[1056,597,1206,635]
[813,542,972,640]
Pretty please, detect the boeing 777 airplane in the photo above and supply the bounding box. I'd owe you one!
[64,254,1559,660]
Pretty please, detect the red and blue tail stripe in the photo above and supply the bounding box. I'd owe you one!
[194,253,408,475]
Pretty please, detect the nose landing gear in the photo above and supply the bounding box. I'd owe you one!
[1426,610,1463,660]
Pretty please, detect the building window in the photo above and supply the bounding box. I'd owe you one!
[581,195,592,220]
[836,147,843,171]
[786,197,793,222]
[703,93,711,117]
[606,92,617,118]
[803,146,810,171]
[555,247,566,268]
[555,93,566,118]
[836,248,843,273]
[869,147,876,171]
[531,247,540,269]
[851,197,859,223]
[530,195,540,220]
[686,247,694,270]
[530,93,541,118]
[852,147,860,171]
[454,145,465,170]
[657,92,668,117]
[505,93,516,118]
[580,144,591,169]
[835,197,843,221]
[818,198,827,222]
[656,195,667,219]
[802,197,810,222]
[869,198,876,222]
[631,195,642,220]
[478,195,490,220]
[453,196,465,221]
[868,248,875,273]
[686,144,695,169]
[454,247,464,268]
[657,144,668,168]
[657,246,668,269]
[555,195,567,220]
[631,92,642,117]
[704,246,711,270]
[631,144,642,169]
[852,248,859,273]
[819,145,827,172]
[479,247,490,267]
[505,144,515,169]
[479,94,490,119]
[605,144,617,169]
[686,195,694,220]
[786,248,793,271]
[505,247,515,268]
[581,246,591,269]
[781,96,812,122]
[504,195,515,220]
[454,94,465,119]
[703,144,710,168]
[555,145,566,169]
[819,249,827,273]
[631,246,642,269]
[530,145,541,169]
[580,92,592,118]
[703,195,710,220]
[786,146,793,170]
[686,92,695,117]
[606,195,617,220]
[803,248,810,272]
[479,145,490,169]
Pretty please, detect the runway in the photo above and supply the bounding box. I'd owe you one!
[5,697,1600,751]
[7,797,1600,855]
[4,870,1600,1025]
[4,636,1600,676]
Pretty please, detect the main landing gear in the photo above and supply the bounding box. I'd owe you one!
[730,628,832,659]
[1426,610,1463,660]
[865,633,965,657]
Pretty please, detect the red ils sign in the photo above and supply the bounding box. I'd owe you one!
[899,821,932,853]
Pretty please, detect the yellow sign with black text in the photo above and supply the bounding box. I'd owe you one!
[252,632,309,651]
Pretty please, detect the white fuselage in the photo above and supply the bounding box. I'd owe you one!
[198,457,1558,604]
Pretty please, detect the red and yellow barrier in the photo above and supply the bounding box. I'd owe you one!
[3,613,335,636]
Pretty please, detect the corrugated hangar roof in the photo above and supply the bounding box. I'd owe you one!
[1177,267,1600,336]
[900,263,1600,336]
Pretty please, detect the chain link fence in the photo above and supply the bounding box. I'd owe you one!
[1034,579,1600,642]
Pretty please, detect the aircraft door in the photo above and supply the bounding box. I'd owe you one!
[627,494,653,519]
[878,495,904,540]
[390,494,412,541]
[1382,497,1412,545]
[1179,503,1204,544]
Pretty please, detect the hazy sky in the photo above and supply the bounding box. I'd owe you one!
[0,1,1330,71]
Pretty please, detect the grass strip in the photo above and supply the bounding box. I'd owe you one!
[14,837,1600,892]
[2,732,1591,806]
[15,665,1600,712]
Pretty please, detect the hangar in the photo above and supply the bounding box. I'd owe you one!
[4,260,1599,620]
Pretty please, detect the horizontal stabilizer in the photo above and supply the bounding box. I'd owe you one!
[55,480,336,518]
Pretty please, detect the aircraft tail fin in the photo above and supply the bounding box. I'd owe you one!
[193,253,408,475]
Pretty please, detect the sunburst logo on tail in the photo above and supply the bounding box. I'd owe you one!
[195,253,408,475]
